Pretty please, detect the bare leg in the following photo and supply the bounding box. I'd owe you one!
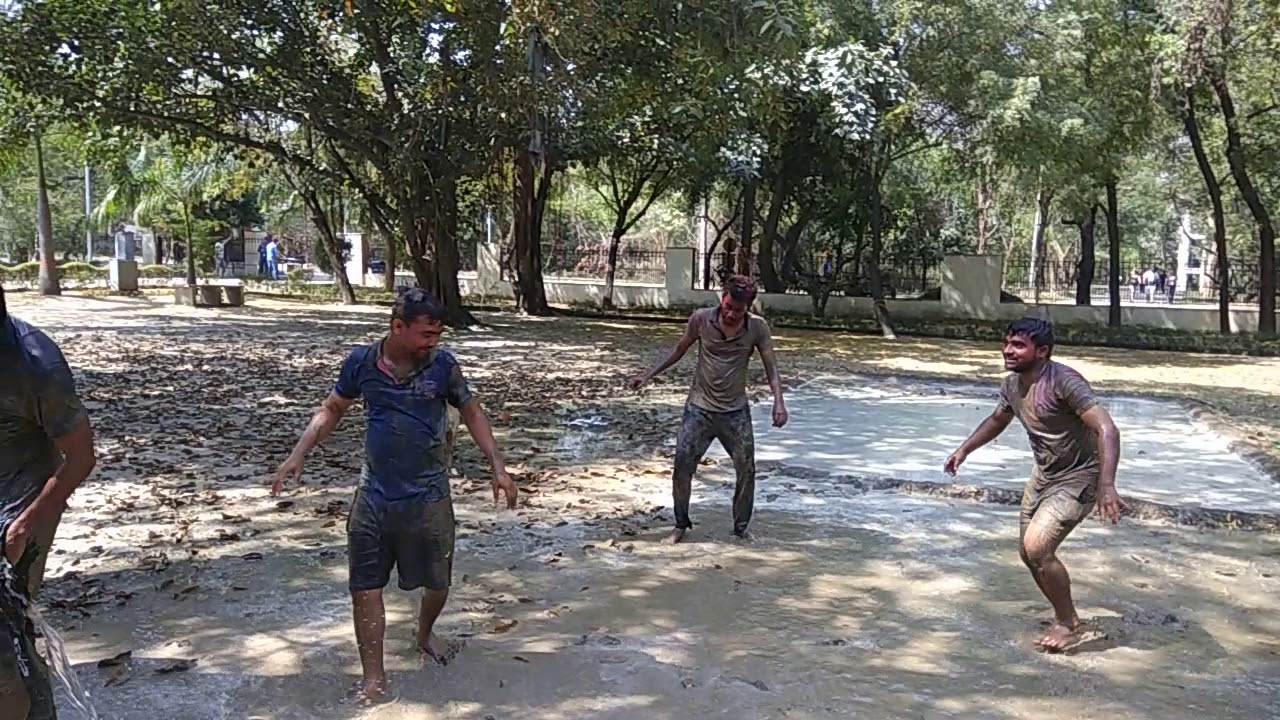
[1021,524,1081,651]
[417,589,462,665]
[350,589,388,701]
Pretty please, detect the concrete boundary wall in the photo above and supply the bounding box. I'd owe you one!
[366,246,1275,334]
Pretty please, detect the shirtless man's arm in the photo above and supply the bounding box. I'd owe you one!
[944,404,1015,475]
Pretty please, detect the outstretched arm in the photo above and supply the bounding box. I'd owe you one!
[1080,405,1125,523]
[271,392,354,494]
[632,313,700,388]
[288,392,355,460]
[944,405,1015,475]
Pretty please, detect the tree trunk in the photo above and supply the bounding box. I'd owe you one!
[512,146,552,315]
[1029,186,1052,305]
[1210,74,1275,337]
[976,163,994,254]
[1104,180,1121,329]
[737,179,756,276]
[427,176,474,325]
[1067,205,1098,305]
[382,227,397,292]
[34,132,60,296]
[182,203,197,287]
[867,178,895,339]
[1183,87,1231,334]
[602,222,624,310]
[302,191,357,305]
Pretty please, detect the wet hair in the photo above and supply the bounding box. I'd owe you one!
[1007,317,1054,354]
[723,274,758,304]
[391,287,446,326]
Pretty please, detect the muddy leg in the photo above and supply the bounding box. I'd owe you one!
[1021,489,1094,652]
[402,496,464,665]
[715,406,756,537]
[670,404,717,543]
[351,589,388,700]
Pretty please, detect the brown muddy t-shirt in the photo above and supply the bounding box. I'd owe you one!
[997,360,1101,492]
[685,307,774,413]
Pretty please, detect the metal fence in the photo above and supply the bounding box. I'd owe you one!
[500,246,666,284]
[1002,254,1273,305]
[694,249,940,299]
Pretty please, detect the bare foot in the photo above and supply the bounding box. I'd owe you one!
[418,633,466,667]
[1034,620,1080,652]
[344,679,393,705]
[665,528,687,545]
[733,529,753,542]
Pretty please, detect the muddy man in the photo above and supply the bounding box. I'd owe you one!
[631,275,788,543]
[271,289,517,705]
[944,317,1126,652]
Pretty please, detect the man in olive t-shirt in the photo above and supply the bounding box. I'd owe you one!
[631,276,788,543]
[944,317,1125,652]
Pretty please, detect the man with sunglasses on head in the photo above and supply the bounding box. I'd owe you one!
[271,288,517,705]
[631,275,788,544]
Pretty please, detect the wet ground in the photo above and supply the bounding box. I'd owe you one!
[4,293,1278,719]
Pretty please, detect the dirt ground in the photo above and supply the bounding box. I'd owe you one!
[6,292,1280,720]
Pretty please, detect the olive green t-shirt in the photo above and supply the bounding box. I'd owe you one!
[997,360,1101,491]
[686,307,774,413]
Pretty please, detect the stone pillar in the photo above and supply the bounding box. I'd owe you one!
[110,230,139,291]
[343,232,367,287]
[664,247,695,308]
[942,255,1002,320]
[476,243,502,295]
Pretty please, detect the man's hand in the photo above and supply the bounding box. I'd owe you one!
[1095,484,1128,524]
[492,468,518,509]
[3,519,32,566]
[943,448,968,476]
[628,373,650,392]
[271,453,306,496]
[771,400,788,428]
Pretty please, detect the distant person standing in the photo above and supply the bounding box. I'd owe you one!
[266,237,281,280]
[257,236,270,277]
[214,237,229,277]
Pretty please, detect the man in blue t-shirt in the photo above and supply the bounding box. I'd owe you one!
[0,284,98,716]
[270,288,517,705]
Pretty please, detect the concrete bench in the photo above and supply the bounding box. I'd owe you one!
[173,284,244,307]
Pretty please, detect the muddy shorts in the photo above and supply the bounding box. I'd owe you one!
[347,489,456,593]
[1019,477,1097,545]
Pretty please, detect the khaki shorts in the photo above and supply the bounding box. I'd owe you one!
[1019,478,1096,545]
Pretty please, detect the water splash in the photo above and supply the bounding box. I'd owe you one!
[1,556,99,719]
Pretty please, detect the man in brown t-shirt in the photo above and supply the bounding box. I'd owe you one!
[631,276,787,543]
[944,317,1124,652]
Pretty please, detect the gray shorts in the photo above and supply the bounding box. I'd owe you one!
[346,489,456,593]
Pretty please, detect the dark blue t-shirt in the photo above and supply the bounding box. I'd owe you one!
[0,316,86,522]
[334,341,474,503]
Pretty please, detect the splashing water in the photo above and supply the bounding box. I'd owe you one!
[1,557,99,719]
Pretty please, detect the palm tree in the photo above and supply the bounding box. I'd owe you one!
[95,139,241,286]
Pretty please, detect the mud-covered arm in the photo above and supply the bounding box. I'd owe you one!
[755,322,784,406]
[449,361,506,475]
[639,313,700,382]
[1079,405,1120,489]
[956,403,1015,456]
[287,391,356,461]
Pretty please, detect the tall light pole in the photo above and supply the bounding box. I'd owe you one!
[83,163,93,260]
